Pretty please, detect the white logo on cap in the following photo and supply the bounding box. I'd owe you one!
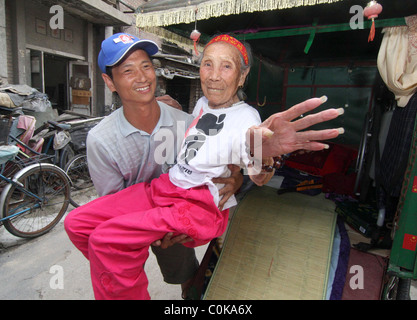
[113,34,134,44]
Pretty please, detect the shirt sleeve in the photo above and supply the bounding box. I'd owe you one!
[240,109,262,174]
[86,132,124,197]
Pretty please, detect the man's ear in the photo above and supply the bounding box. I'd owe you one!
[101,73,116,92]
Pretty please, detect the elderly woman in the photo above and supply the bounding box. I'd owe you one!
[66,34,342,300]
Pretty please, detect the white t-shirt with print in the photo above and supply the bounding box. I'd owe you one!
[169,96,261,210]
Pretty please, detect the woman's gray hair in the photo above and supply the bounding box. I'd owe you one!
[239,41,253,73]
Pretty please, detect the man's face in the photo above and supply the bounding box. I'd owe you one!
[102,49,156,106]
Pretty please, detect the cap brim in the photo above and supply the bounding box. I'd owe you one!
[108,40,159,68]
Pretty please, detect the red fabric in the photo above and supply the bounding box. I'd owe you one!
[322,172,357,196]
[65,173,228,300]
[285,143,358,177]
[206,35,249,65]
[402,233,417,251]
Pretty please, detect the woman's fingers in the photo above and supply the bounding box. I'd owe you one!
[291,108,344,132]
[277,96,328,122]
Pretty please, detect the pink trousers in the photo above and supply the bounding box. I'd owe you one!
[64,173,228,300]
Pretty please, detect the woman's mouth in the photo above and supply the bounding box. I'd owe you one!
[207,87,223,93]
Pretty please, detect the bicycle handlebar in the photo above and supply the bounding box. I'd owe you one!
[47,120,71,131]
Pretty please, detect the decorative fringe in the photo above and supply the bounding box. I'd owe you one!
[143,26,204,53]
[368,18,375,42]
[194,40,200,55]
[136,0,346,28]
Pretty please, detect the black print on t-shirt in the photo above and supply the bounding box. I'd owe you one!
[180,113,226,164]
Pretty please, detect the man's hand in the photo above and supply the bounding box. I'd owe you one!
[156,95,182,110]
[248,96,344,158]
[151,232,192,249]
[212,164,243,210]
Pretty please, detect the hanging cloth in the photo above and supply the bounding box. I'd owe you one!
[16,115,36,145]
[377,15,417,107]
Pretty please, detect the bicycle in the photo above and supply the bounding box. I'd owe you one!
[57,117,102,208]
[8,115,101,209]
[0,145,71,238]
[8,118,72,168]
[57,116,103,168]
[64,153,93,207]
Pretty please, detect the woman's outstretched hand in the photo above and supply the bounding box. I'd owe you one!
[247,96,345,158]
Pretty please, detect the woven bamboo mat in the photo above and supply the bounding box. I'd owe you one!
[204,186,336,300]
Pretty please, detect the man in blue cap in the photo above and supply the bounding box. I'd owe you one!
[82,33,243,296]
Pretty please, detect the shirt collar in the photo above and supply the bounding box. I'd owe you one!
[118,102,174,137]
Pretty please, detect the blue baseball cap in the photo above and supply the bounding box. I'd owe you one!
[98,33,159,73]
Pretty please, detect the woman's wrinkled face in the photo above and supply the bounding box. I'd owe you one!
[200,42,249,109]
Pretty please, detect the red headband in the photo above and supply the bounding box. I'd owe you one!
[206,35,249,66]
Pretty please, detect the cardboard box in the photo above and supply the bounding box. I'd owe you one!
[72,89,91,97]
[72,96,89,105]
[72,89,90,105]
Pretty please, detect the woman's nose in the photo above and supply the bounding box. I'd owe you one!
[208,68,221,81]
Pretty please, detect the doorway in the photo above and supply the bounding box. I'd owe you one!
[30,50,70,114]
[44,53,69,113]
[166,77,191,112]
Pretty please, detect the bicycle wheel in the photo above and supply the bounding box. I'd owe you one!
[1,163,70,238]
[58,144,75,169]
[65,154,93,207]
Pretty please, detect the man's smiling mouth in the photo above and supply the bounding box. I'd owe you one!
[135,86,150,92]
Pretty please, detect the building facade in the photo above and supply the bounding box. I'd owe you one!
[1,0,201,117]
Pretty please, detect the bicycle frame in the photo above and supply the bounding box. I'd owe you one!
[0,164,48,222]
[9,135,55,163]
